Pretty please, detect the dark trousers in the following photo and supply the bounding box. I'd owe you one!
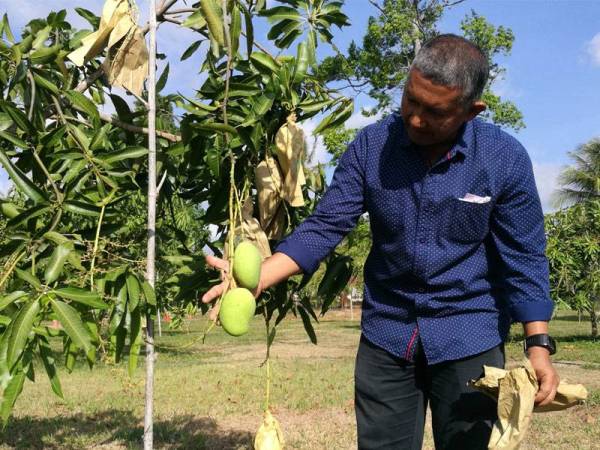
[355,335,504,450]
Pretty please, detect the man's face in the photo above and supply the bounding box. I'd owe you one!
[400,69,484,148]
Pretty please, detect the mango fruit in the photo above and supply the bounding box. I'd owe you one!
[219,288,256,336]
[232,241,262,290]
[254,410,284,450]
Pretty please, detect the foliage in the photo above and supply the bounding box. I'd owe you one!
[317,0,524,127]
[554,138,600,207]
[0,0,356,422]
[545,200,600,337]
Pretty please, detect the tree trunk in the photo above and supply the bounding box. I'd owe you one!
[144,0,158,448]
[589,305,598,338]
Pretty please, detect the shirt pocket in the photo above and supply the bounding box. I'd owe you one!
[444,197,494,243]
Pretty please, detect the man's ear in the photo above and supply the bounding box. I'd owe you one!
[467,100,487,120]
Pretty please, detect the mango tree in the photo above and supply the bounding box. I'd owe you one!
[0,0,355,443]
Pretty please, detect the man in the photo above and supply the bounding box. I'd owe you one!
[203,34,560,449]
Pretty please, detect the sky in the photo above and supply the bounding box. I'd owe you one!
[1,0,599,212]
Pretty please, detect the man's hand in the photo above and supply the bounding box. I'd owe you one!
[201,255,264,304]
[527,346,560,407]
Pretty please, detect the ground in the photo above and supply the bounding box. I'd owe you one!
[1,310,599,449]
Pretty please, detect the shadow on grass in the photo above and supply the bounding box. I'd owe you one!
[1,409,253,449]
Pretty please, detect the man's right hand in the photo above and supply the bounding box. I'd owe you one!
[201,252,302,305]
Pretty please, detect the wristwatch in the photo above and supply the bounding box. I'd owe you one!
[523,334,557,355]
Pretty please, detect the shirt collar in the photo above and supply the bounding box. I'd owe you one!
[397,116,476,160]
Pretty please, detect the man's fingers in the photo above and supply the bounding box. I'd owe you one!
[535,374,560,406]
[202,283,225,304]
[205,255,229,272]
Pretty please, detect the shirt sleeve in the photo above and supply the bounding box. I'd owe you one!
[275,131,367,275]
[489,144,554,322]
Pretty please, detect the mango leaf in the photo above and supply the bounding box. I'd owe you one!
[260,5,302,22]
[0,371,25,426]
[39,337,63,398]
[2,13,15,44]
[182,11,207,30]
[0,291,27,313]
[318,255,353,315]
[74,8,100,29]
[7,299,40,368]
[65,90,100,126]
[44,244,72,284]
[0,130,28,149]
[126,274,140,312]
[156,63,169,93]
[0,150,48,204]
[200,0,225,47]
[62,200,101,217]
[250,52,281,75]
[97,146,148,164]
[298,305,317,344]
[14,269,41,290]
[128,307,142,377]
[7,204,51,228]
[181,39,204,61]
[0,100,33,134]
[293,41,309,83]
[51,299,93,355]
[52,287,108,310]
[141,280,156,306]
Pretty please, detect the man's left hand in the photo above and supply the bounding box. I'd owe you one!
[527,347,560,406]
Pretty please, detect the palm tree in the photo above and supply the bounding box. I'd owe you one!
[554,138,600,207]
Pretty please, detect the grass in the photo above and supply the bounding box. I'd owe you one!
[1,309,598,449]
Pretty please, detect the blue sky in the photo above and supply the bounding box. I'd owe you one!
[1,0,599,212]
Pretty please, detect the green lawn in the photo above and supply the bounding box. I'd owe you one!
[1,309,598,449]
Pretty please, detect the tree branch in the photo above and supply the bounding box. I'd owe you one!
[99,112,181,142]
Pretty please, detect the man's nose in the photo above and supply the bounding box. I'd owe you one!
[409,112,426,129]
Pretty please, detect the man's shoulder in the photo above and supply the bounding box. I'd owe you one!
[354,113,404,146]
[471,118,528,162]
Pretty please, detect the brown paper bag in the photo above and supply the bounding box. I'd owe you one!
[255,157,286,239]
[274,113,306,207]
[470,359,588,449]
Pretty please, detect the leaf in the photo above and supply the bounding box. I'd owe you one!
[7,299,40,368]
[318,255,353,315]
[65,90,100,126]
[267,327,277,347]
[44,244,71,284]
[7,204,51,228]
[293,41,309,83]
[126,274,140,312]
[181,39,203,61]
[62,200,102,217]
[50,299,93,354]
[206,147,220,179]
[74,8,100,29]
[0,112,13,131]
[2,14,15,44]
[156,63,169,93]
[242,3,254,57]
[250,52,281,75]
[14,269,41,290]
[0,150,47,204]
[109,94,132,121]
[0,371,24,426]
[0,291,27,313]
[141,280,156,306]
[32,73,59,95]
[0,130,28,149]
[260,6,303,22]
[39,337,63,398]
[313,101,353,135]
[52,287,108,310]
[298,305,317,344]
[193,122,237,135]
[97,146,148,164]
[128,307,142,377]
[200,0,225,47]
[182,10,207,30]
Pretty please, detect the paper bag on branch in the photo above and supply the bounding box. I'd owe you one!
[68,0,149,96]
[470,359,588,450]
[240,197,272,260]
[67,0,132,66]
[274,113,306,207]
[255,157,286,240]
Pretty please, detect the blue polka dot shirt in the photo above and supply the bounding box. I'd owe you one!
[276,113,554,364]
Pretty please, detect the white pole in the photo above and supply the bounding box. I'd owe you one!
[144,0,157,448]
[350,287,355,321]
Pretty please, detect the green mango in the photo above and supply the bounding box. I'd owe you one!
[219,288,256,336]
[232,241,262,290]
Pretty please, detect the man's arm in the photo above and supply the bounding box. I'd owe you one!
[490,143,559,406]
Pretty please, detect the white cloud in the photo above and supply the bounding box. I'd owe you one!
[586,33,600,66]
[491,69,523,100]
[532,162,564,213]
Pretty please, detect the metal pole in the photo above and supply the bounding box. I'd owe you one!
[144,0,157,447]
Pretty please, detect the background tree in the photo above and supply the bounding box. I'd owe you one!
[554,138,600,206]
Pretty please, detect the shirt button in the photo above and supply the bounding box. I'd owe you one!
[419,237,426,243]
[418,287,426,293]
